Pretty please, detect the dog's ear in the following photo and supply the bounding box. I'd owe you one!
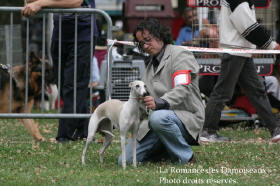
[129,81,134,88]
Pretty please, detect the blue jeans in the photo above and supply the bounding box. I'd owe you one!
[118,110,195,164]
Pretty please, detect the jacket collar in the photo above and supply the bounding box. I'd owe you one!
[154,44,171,75]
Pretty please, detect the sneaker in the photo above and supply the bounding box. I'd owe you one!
[200,130,231,143]
[56,137,71,143]
[271,127,280,143]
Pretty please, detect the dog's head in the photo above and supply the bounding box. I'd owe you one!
[129,80,149,98]
[28,52,54,94]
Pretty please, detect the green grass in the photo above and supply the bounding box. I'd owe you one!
[0,119,280,185]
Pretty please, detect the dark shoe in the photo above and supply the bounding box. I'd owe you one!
[188,155,196,164]
[75,137,88,141]
[271,127,280,143]
[200,130,231,143]
[73,130,87,141]
[56,137,70,143]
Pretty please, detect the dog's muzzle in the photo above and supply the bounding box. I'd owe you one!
[143,91,149,97]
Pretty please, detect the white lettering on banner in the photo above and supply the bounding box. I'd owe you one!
[199,65,221,73]
[256,65,265,73]
[196,0,220,7]
[199,64,269,75]
[188,0,269,8]
[213,65,220,72]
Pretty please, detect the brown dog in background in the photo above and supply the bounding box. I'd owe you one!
[0,52,54,141]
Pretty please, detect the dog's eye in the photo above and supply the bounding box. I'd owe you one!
[144,85,147,88]
[135,85,140,89]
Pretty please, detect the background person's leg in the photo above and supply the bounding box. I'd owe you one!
[203,54,245,132]
[52,41,74,141]
[72,42,92,139]
[54,42,91,140]
[238,58,278,132]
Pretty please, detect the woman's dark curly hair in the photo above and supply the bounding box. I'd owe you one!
[133,18,172,52]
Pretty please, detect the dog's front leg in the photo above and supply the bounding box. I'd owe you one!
[19,99,45,141]
[120,134,127,169]
[131,126,139,168]
[131,135,137,168]
[20,119,45,141]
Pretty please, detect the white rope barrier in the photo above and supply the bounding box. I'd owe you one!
[107,39,136,46]
[107,39,280,54]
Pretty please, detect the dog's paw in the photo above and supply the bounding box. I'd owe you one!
[99,155,104,164]
[36,137,46,142]
[49,138,57,143]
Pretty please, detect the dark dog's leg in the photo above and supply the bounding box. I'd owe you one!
[20,119,45,141]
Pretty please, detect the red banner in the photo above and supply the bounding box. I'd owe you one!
[186,0,271,8]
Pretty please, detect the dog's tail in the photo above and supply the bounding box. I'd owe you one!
[100,130,115,138]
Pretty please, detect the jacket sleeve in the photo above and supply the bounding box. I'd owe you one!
[161,48,200,108]
[229,1,276,49]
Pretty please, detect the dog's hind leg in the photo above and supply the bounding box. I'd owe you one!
[99,130,115,138]
[82,115,100,165]
[20,119,45,141]
[99,131,114,164]
[82,121,98,165]
[98,119,114,164]
[82,136,94,165]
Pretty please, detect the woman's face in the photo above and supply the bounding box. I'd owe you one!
[135,29,164,56]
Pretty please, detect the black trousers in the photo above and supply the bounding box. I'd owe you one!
[51,41,93,140]
[204,54,278,133]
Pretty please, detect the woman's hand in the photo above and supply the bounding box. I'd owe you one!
[141,96,156,110]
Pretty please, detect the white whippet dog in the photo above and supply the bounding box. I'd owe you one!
[82,80,148,169]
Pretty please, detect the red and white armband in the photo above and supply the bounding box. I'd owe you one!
[172,70,192,87]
